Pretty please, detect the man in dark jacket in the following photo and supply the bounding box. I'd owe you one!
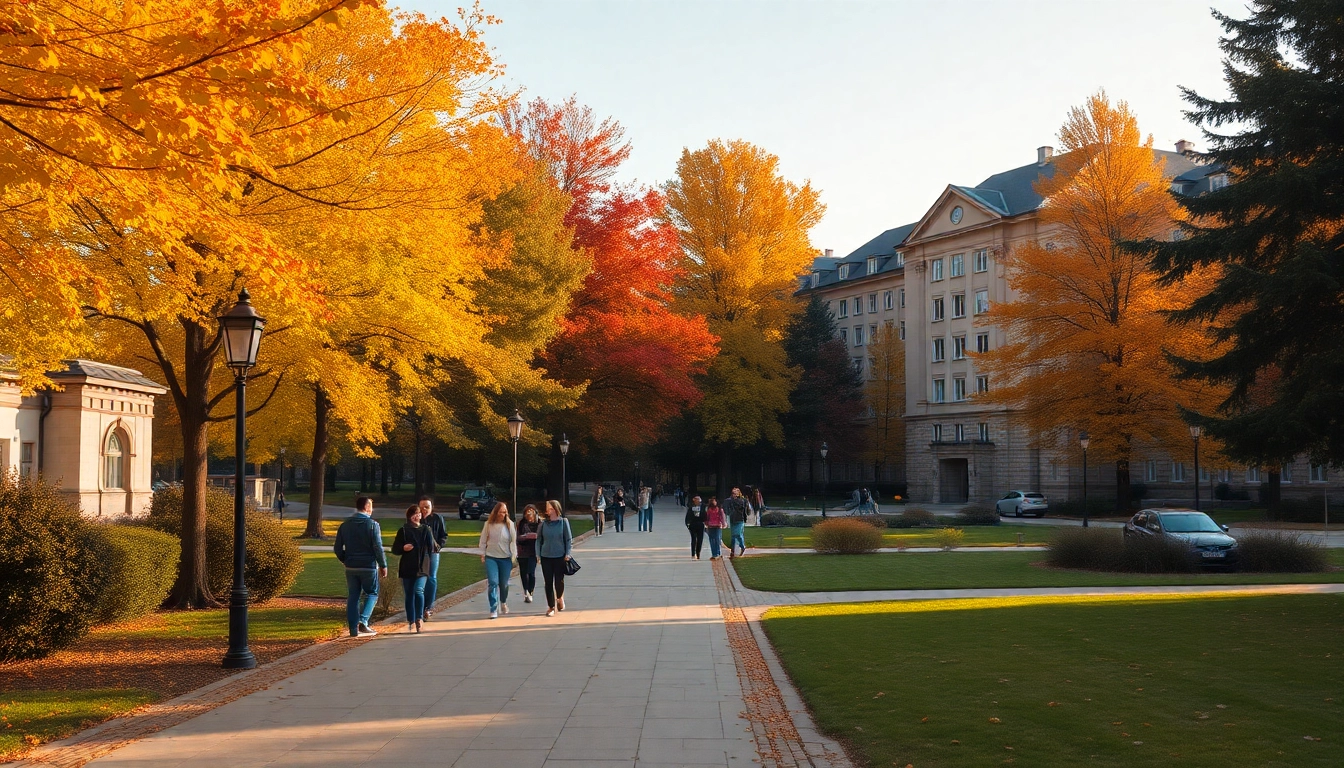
[417,497,448,618]
[724,487,750,558]
[334,496,387,637]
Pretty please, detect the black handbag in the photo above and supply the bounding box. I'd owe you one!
[563,556,581,576]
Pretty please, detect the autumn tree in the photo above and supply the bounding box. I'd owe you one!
[864,322,906,486]
[1147,1,1344,489]
[781,294,865,492]
[976,92,1222,511]
[665,139,825,497]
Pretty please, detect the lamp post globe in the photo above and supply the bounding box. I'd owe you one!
[220,288,264,670]
[559,434,570,514]
[1078,431,1090,529]
[507,410,525,521]
[820,442,829,518]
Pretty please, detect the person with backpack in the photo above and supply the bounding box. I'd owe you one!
[610,487,627,532]
[637,484,653,532]
[416,496,448,618]
[536,499,573,617]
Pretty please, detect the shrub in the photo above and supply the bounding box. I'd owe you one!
[1237,532,1329,573]
[956,504,1000,526]
[934,527,966,550]
[1214,482,1232,501]
[1122,534,1194,573]
[89,525,180,623]
[811,518,884,554]
[1045,528,1191,573]
[895,508,937,528]
[147,485,302,604]
[787,514,819,528]
[0,473,106,662]
[1274,496,1341,524]
[852,514,889,529]
[375,574,402,621]
[760,511,791,527]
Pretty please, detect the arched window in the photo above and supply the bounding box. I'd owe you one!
[104,430,125,490]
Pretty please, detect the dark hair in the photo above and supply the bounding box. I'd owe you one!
[355,496,372,512]
[522,503,540,519]
[418,496,433,503]
[708,497,719,507]
[405,505,420,521]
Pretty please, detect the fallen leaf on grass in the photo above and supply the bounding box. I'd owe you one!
[1216,704,1227,709]
[1304,736,1321,742]
[1047,701,1058,707]
[873,692,885,698]
[989,717,1001,724]
[920,716,929,723]
[951,739,960,745]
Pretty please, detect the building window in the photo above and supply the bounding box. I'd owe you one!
[952,335,967,360]
[1247,466,1261,483]
[1145,459,1157,482]
[838,264,850,280]
[931,337,945,362]
[954,423,966,442]
[853,297,863,316]
[931,258,944,281]
[976,333,990,353]
[952,293,966,318]
[932,297,945,321]
[838,300,848,319]
[839,328,848,345]
[810,272,819,288]
[883,290,894,310]
[1209,173,1229,191]
[854,325,864,346]
[1281,464,1293,483]
[932,378,946,403]
[953,376,967,401]
[975,289,989,314]
[973,248,988,273]
[870,324,878,343]
[1199,465,1210,482]
[867,256,878,275]
[20,442,34,478]
[932,424,943,443]
[1310,464,1327,482]
[894,251,905,267]
[1172,461,1186,482]
[104,430,126,490]
[977,423,989,442]
[950,253,964,277]
[899,321,905,340]
[868,356,877,379]
[852,357,864,374]
[868,294,877,313]
[975,375,989,394]
[899,289,905,308]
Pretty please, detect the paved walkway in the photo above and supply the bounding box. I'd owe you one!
[81,503,792,768]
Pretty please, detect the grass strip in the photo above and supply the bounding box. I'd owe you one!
[746,524,1053,549]
[0,690,158,761]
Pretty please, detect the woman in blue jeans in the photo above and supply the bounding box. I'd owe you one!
[478,502,517,619]
[392,505,439,633]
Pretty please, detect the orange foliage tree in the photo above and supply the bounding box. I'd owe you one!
[975,92,1224,510]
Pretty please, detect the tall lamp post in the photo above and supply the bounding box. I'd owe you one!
[1189,425,1202,511]
[507,410,525,520]
[220,288,265,670]
[559,434,570,514]
[1079,432,1090,529]
[634,460,641,493]
[820,442,829,518]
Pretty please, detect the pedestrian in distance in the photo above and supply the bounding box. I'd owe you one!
[610,487,627,532]
[590,485,606,536]
[517,504,542,603]
[704,496,725,560]
[479,502,517,619]
[392,504,440,633]
[417,496,448,618]
[753,487,767,523]
[274,489,286,520]
[637,484,653,532]
[725,487,750,558]
[536,499,573,617]
[333,496,387,638]
[685,494,706,560]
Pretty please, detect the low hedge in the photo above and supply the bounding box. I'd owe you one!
[1043,528,1328,574]
[1237,531,1329,572]
[956,504,1000,526]
[0,473,105,662]
[760,511,792,527]
[893,508,937,528]
[90,525,180,623]
[147,485,302,604]
[787,514,819,528]
[811,518,884,554]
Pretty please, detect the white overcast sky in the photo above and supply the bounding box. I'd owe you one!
[399,0,1246,256]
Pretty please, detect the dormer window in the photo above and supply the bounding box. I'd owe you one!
[838,264,850,280]
[894,251,905,267]
[810,272,820,288]
[866,256,878,275]
[1209,173,1229,191]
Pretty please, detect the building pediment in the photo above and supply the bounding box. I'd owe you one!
[906,185,1006,243]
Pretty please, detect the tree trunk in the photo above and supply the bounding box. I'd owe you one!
[426,446,436,495]
[325,457,337,491]
[304,386,330,539]
[412,426,423,497]
[380,452,389,496]
[1114,459,1131,514]
[715,443,731,500]
[166,318,218,608]
[1265,471,1282,517]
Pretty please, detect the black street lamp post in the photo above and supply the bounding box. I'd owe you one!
[559,434,570,514]
[220,288,265,670]
[508,410,525,520]
[1079,431,1090,529]
[820,442,829,518]
[634,460,641,494]
[1189,425,1202,511]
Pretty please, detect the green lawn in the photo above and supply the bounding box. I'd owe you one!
[762,593,1344,767]
[748,524,1052,549]
[93,605,345,643]
[733,549,1344,592]
[0,690,158,760]
[286,552,487,598]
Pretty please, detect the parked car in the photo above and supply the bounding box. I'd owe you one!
[1123,508,1240,567]
[996,490,1049,517]
[458,486,495,520]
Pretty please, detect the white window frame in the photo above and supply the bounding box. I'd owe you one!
[20,442,34,478]
[1247,466,1261,483]
[867,256,878,275]
[883,290,894,310]
[839,328,848,345]
[932,378,946,403]
[852,357,864,374]
[894,251,905,267]
[950,253,964,277]
[868,294,877,313]
[1281,465,1293,483]
[974,289,989,315]
[973,248,988,273]
[853,297,863,316]
[899,321,906,340]
[1310,464,1327,483]
[952,293,966,318]
[954,423,966,442]
[1145,459,1157,482]
[103,430,126,490]
[975,375,989,394]
[952,335,966,360]
[899,289,905,308]
[853,325,864,346]
[1172,461,1186,483]
[975,333,990,354]
[931,337,945,362]
[953,376,967,401]
[977,423,989,442]
[932,424,943,442]
[838,264,850,280]
[838,300,848,319]
[931,258,944,281]
[932,297,945,322]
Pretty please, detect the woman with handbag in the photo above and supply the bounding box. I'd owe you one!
[685,494,706,560]
[479,502,517,619]
[536,499,573,617]
[610,487,627,532]
[392,504,440,633]
[516,504,542,603]
[590,486,606,536]
[704,496,726,560]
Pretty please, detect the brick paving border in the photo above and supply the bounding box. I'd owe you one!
[713,558,852,768]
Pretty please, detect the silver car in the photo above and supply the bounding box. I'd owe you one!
[996,490,1048,518]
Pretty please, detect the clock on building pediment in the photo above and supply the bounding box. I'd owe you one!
[950,206,964,225]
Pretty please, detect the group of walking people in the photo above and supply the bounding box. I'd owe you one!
[683,486,755,560]
[477,499,574,618]
[588,483,658,535]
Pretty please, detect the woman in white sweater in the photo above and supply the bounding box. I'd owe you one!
[479,502,518,619]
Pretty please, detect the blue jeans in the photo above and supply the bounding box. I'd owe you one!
[401,575,427,623]
[345,568,379,636]
[731,522,746,553]
[638,505,654,531]
[612,505,625,531]
[708,528,722,558]
[485,556,512,612]
[424,553,440,613]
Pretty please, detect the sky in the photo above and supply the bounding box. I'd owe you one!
[400,0,1247,256]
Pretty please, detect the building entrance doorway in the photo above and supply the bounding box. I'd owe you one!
[939,458,969,503]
